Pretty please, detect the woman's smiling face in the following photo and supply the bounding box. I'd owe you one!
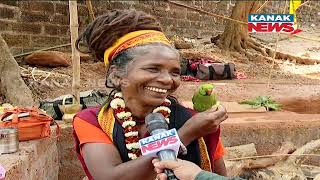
[119,45,181,106]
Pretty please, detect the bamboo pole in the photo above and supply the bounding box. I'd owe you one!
[69,0,80,104]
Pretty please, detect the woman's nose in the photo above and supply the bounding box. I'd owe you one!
[157,71,173,84]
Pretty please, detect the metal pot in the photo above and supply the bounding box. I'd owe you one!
[0,127,19,154]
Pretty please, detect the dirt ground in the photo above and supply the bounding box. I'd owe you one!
[174,28,320,114]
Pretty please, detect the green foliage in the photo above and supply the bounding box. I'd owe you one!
[239,96,282,111]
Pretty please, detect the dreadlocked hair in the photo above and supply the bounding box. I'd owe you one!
[76,9,163,61]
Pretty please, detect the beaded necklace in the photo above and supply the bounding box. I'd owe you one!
[110,92,171,160]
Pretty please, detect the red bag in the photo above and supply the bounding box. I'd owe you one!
[0,107,60,141]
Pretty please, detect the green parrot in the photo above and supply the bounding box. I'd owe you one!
[192,84,218,112]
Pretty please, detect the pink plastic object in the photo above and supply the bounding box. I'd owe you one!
[0,165,5,180]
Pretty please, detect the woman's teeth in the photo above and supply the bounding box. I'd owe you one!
[145,87,167,93]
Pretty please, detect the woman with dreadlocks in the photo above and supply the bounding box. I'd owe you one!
[73,10,228,180]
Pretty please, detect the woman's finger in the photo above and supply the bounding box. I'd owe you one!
[152,159,160,165]
[206,114,228,129]
[215,105,227,114]
[217,114,228,124]
[208,105,227,119]
[154,167,163,174]
[158,173,167,180]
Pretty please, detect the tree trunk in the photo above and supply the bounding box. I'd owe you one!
[212,1,264,54]
[0,35,34,106]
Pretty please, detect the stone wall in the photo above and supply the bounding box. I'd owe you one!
[0,0,318,57]
[0,0,232,56]
[0,1,73,55]
[58,123,85,180]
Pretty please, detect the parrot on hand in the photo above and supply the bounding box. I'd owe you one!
[192,83,219,112]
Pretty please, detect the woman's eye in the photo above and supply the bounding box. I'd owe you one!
[145,67,158,72]
[171,71,181,77]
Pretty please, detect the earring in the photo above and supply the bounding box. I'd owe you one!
[111,72,124,89]
[120,79,130,88]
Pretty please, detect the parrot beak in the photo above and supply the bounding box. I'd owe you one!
[205,89,213,95]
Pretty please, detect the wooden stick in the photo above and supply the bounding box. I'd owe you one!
[227,153,320,161]
[225,143,257,159]
[241,142,295,169]
[13,43,71,58]
[286,138,320,165]
[86,0,95,22]
[19,66,69,77]
[69,0,81,104]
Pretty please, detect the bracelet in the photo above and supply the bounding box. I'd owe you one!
[179,142,188,155]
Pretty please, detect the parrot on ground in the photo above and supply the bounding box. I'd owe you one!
[192,84,219,112]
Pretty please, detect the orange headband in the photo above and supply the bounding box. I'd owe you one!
[104,30,171,65]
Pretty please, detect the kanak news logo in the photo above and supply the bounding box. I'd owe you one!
[248,14,302,35]
[139,129,179,154]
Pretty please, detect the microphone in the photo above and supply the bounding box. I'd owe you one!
[138,113,180,180]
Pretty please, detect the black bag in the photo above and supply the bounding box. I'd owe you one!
[39,90,108,120]
[196,63,236,80]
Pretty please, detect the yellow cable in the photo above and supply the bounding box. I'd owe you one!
[167,0,247,25]
[257,0,270,13]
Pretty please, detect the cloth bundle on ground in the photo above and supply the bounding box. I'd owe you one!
[24,51,71,67]
[181,58,236,80]
[0,107,59,141]
[39,90,108,120]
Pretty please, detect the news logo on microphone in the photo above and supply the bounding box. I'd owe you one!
[139,128,181,157]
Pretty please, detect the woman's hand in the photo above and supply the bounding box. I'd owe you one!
[179,105,228,145]
[190,105,228,136]
[152,159,202,180]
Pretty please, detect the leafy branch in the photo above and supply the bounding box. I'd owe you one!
[239,96,282,111]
